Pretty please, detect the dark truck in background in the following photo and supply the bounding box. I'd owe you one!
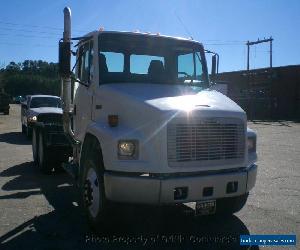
[21,95,72,173]
[0,92,11,115]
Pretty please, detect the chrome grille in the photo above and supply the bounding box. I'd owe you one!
[167,118,245,165]
[37,113,62,125]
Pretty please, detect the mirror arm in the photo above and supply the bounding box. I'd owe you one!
[70,76,89,87]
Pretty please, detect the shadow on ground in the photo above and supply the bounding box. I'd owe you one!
[0,132,31,145]
[0,161,258,250]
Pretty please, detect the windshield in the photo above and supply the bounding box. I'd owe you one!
[30,97,61,108]
[98,33,209,88]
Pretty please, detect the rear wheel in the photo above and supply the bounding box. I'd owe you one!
[4,109,9,115]
[32,128,39,164]
[26,126,32,138]
[81,138,110,230]
[22,125,26,134]
[38,131,52,174]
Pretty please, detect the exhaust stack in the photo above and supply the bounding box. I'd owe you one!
[61,7,79,145]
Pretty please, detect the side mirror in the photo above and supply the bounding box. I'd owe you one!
[59,41,71,77]
[211,54,217,77]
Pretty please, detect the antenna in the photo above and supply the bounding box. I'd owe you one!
[174,11,193,39]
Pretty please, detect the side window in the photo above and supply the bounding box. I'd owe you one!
[78,41,93,84]
[89,42,94,81]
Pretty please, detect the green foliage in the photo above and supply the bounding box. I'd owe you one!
[1,60,60,97]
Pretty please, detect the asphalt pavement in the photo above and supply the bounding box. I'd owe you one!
[0,105,299,250]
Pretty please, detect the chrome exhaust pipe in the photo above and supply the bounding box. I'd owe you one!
[61,7,79,145]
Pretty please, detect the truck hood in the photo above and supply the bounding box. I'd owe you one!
[29,107,62,116]
[101,83,244,113]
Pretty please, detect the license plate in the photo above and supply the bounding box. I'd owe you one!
[195,200,216,216]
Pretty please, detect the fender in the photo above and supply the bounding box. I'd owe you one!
[84,121,156,173]
[246,127,258,165]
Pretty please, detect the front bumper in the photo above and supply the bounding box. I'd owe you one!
[40,124,70,147]
[104,164,257,204]
[45,132,69,147]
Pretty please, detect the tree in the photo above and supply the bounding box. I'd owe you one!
[2,60,60,97]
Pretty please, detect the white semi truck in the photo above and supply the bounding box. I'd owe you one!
[59,7,257,229]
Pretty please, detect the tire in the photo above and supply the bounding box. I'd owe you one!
[216,193,249,215]
[26,126,32,138]
[81,138,110,230]
[32,128,39,164]
[38,130,53,174]
[4,110,9,115]
[22,125,26,134]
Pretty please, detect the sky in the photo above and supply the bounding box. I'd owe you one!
[0,0,299,72]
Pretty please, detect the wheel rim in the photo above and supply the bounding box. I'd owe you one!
[38,134,43,167]
[84,168,100,218]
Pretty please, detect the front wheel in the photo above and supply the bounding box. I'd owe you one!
[216,193,249,215]
[81,143,110,230]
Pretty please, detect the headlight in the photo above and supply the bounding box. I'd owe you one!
[28,116,37,123]
[247,137,256,153]
[118,140,138,159]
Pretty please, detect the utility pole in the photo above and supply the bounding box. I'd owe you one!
[245,36,274,120]
[246,37,274,71]
[270,38,273,69]
[247,41,250,71]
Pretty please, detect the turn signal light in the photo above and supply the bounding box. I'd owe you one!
[108,115,118,127]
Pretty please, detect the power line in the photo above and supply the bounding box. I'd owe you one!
[204,43,244,46]
[202,39,246,43]
[0,33,59,39]
[0,26,61,36]
[0,20,249,45]
[0,20,88,33]
[0,26,84,37]
[0,41,56,47]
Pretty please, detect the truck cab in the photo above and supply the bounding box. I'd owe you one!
[59,7,257,229]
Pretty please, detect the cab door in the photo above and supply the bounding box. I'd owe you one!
[73,40,94,142]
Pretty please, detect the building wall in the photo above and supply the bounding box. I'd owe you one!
[216,65,300,120]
